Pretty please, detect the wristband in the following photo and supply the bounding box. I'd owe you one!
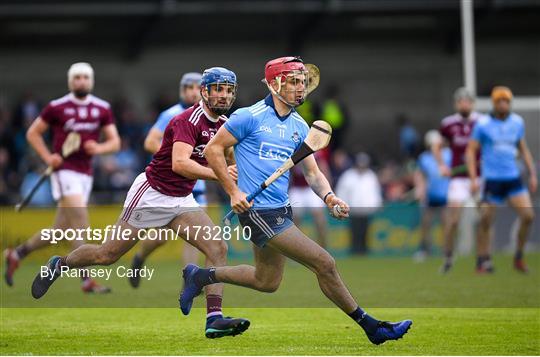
[323,191,334,205]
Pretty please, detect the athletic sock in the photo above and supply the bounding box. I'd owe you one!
[15,244,29,260]
[206,294,223,324]
[348,307,379,334]
[133,253,144,268]
[194,268,218,288]
[515,250,523,261]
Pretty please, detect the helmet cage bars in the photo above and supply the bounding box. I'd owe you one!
[200,67,237,116]
[263,57,319,108]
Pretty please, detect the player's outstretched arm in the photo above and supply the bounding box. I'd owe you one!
[301,154,349,219]
[85,124,121,155]
[172,141,217,180]
[204,127,251,213]
[518,138,538,193]
[144,127,163,154]
[26,117,62,169]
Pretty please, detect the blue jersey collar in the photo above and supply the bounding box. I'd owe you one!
[490,112,511,121]
[264,95,295,121]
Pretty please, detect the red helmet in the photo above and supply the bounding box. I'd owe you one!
[264,56,306,84]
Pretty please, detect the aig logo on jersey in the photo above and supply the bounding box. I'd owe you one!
[259,142,293,162]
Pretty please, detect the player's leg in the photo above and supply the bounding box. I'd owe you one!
[507,192,534,273]
[128,233,167,288]
[172,209,249,338]
[415,206,434,262]
[31,219,141,299]
[441,202,461,272]
[188,207,411,345]
[476,202,496,273]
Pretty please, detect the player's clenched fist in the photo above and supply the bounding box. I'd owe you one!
[46,153,63,169]
[325,193,350,220]
[230,189,252,214]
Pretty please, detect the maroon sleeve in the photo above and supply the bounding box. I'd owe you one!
[101,107,115,127]
[439,122,450,140]
[172,118,198,147]
[39,103,56,125]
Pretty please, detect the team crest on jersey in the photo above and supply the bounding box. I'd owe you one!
[291,131,300,143]
[91,107,100,118]
[78,107,88,119]
[276,216,285,225]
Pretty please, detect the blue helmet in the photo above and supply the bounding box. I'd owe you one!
[200,67,237,115]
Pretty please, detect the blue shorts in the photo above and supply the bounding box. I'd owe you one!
[238,205,294,247]
[427,197,447,208]
[483,178,527,204]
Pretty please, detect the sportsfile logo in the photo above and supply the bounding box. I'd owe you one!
[258,142,293,162]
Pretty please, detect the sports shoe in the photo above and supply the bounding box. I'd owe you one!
[365,320,413,345]
[4,249,20,287]
[179,264,202,315]
[205,316,251,339]
[514,258,529,274]
[31,256,62,299]
[440,261,453,274]
[476,259,495,274]
[81,278,112,294]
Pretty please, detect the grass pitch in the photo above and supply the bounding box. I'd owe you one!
[1,254,539,355]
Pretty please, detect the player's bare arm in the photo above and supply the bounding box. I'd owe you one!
[172,141,218,180]
[84,124,121,156]
[465,139,480,194]
[144,127,163,154]
[301,154,349,219]
[413,169,426,203]
[204,127,250,212]
[26,117,63,169]
[432,139,450,176]
[518,138,538,193]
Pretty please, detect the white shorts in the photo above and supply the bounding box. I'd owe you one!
[121,173,201,229]
[50,169,93,204]
[447,177,481,204]
[289,186,324,214]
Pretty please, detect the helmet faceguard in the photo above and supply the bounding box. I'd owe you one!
[200,67,237,116]
[263,57,320,108]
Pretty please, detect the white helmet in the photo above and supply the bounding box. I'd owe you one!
[67,62,94,90]
[424,130,442,148]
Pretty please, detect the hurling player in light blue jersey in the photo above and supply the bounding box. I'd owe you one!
[129,72,204,289]
[182,57,412,345]
[466,86,537,274]
[413,130,451,262]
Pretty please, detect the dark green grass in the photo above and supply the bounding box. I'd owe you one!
[1,254,539,355]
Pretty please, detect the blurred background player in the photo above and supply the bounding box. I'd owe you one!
[433,87,482,273]
[3,62,121,293]
[289,148,331,248]
[129,72,203,288]
[466,86,537,273]
[413,131,451,261]
[336,152,383,255]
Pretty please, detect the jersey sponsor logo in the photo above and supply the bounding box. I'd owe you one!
[64,108,76,116]
[259,142,293,162]
[64,118,100,132]
[259,125,272,134]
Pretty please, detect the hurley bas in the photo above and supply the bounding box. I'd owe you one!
[40,265,155,281]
